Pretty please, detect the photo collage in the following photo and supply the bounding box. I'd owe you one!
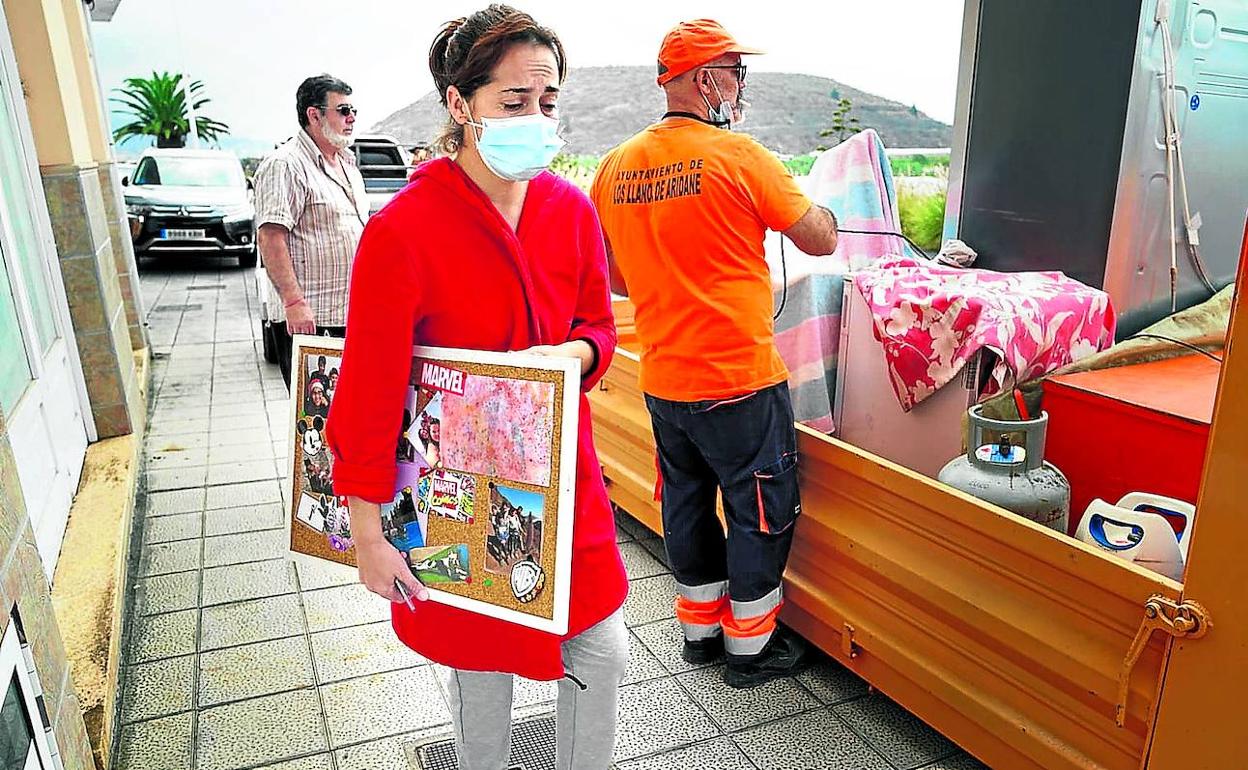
[287,340,571,626]
[291,350,352,554]
[381,358,558,609]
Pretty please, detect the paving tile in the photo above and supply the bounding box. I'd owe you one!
[210,428,274,448]
[512,676,557,716]
[145,432,210,455]
[623,574,678,627]
[203,528,287,567]
[201,594,306,651]
[206,460,282,486]
[310,621,426,684]
[114,712,194,770]
[136,571,201,616]
[199,636,316,707]
[617,736,754,770]
[203,501,286,536]
[295,558,358,591]
[145,488,205,517]
[797,658,870,706]
[835,693,961,769]
[335,727,452,770]
[209,442,275,464]
[206,479,282,509]
[614,510,652,540]
[319,666,449,748]
[616,522,636,544]
[211,381,265,398]
[633,617,718,675]
[733,709,892,770]
[129,609,198,664]
[636,535,669,565]
[677,665,819,732]
[148,417,212,435]
[202,559,297,606]
[146,448,210,470]
[120,655,195,724]
[623,631,668,686]
[146,465,209,492]
[613,677,719,761]
[303,583,391,632]
[209,414,268,433]
[249,755,335,770]
[139,539,202,577]
[618,541,670,580]
[210,401,270,419]
[197,689,328,770]
[142,511,202,544]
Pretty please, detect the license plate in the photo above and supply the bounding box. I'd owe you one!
[160,228,205,239]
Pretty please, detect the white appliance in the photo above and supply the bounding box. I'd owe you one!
[1074,494,1191,581]
[832,275,993,478]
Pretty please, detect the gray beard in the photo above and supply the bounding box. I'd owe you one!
[320,122,352,150]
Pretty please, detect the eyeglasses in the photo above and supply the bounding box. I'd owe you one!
[703,64,747,83]
[320,104,358,117]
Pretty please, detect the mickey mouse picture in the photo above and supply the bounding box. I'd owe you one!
[298,415,331,475]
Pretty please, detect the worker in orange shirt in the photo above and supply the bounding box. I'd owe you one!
[590,18,839,688]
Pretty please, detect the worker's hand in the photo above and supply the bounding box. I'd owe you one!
[355,535,428,605]
[285,299,317,336]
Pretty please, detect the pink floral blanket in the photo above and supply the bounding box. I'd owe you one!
[854,257,1117,410]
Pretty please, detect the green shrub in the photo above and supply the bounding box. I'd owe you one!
[897,187,946,253]
[549,154,601,191]
[783,154,817,176]
[889,153,950,178]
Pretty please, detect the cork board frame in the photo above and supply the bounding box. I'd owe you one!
[285,336,580,635]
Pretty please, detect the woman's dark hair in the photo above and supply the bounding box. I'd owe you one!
[428,4,566,154]
[297,74,353,129]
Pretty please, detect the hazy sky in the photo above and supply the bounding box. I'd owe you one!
[91,0,965,155]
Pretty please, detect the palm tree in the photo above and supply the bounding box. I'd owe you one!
[111,71,229,148]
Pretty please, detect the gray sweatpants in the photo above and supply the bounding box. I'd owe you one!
[444,608,628,770]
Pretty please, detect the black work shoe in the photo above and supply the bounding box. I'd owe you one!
[723,627,812,689]
[681,634,725,665]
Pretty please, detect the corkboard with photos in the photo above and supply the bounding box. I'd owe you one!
[285,336,581,634]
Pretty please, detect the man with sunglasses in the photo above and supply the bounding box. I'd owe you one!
[590,19,839,689]
[255,74,368,388]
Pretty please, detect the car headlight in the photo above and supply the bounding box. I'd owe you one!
[125,200,150,217]
[223,203,254,223]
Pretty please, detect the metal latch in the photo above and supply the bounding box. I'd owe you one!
[1116,595,1211,727]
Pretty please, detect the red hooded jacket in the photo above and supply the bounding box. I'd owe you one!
[325,158,627,680]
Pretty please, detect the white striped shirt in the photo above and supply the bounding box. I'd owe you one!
[254,130,367,327]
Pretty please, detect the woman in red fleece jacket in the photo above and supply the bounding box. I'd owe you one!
[324,6,628,769]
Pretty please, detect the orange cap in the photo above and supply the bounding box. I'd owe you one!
[656,19,763,86]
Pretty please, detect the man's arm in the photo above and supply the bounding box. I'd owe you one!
[783,204,839,257]
[258,223,315,334]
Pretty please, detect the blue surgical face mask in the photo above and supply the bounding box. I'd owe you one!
[466,109,566,182]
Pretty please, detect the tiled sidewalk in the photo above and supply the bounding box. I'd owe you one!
[114,257,987,770]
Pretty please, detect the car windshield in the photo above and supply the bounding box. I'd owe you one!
[133,156,245,187]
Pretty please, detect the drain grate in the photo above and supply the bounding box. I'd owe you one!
[151,303,202,313]
[187,284,226,291]
[408,712,555,770]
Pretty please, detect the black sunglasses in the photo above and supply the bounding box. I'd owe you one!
[320,104,358,117]
[702,64,747,82]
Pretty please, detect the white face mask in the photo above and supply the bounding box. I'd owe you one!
[701,72,744,129]
[465,106,566,182]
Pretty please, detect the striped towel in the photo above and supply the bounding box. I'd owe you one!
[806,128,915,268]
